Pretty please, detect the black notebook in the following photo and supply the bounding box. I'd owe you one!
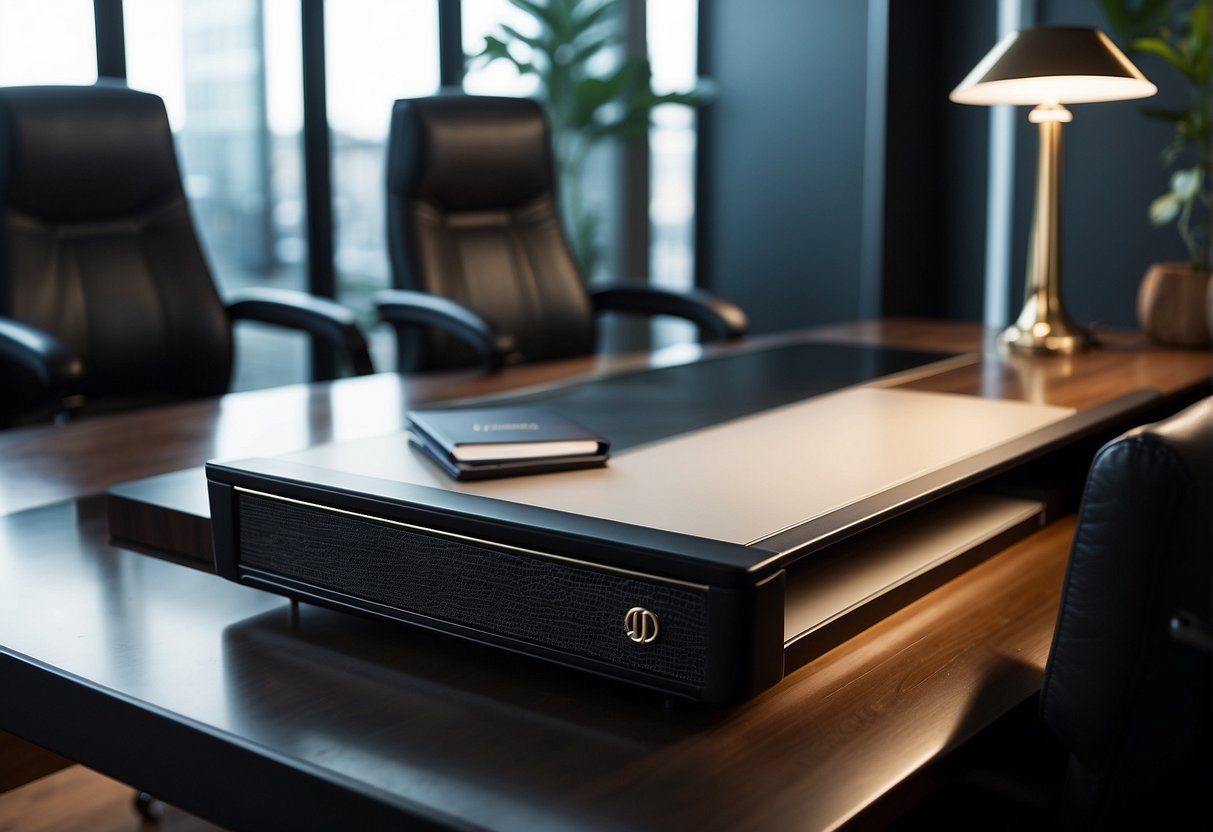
[407,406,610,480]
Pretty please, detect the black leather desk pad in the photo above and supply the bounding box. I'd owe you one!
[449,342,959,451]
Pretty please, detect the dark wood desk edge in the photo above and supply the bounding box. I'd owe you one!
[0,647,470,831]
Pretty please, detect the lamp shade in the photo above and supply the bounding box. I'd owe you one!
[950,27,1156,106]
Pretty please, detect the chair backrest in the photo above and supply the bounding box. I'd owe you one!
[386,95,595,371]
[1041,396,1212,825]
[0,84,232,422]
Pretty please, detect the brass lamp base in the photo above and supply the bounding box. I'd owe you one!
[998,104,1095,358]
[998,316,1093,355]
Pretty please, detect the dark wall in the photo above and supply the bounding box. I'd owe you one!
[697,0,870,334]
[697,0,1191,334]
[883,0,995,321]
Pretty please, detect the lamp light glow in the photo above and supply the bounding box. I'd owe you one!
[951,27,1156,355]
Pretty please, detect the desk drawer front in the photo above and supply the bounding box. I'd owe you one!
[235,492,710,685]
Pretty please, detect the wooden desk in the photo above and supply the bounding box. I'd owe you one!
[0,320,1208,830]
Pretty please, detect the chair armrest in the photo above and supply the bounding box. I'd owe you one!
[0,316,84,403]
[226,287,375,376]
[590,283,749,341]
[374,289,512,372]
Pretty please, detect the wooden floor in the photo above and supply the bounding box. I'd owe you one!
[0,765,225,832]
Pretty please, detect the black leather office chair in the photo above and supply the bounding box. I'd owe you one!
[1040,396,1212,827]
[0,84,374,428]
[374,94,748,373]
[888,397,1212,830]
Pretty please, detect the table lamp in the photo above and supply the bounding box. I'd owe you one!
[950,27,1156,354]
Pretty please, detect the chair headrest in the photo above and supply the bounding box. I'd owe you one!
[387,95,555,211]
[0,84,184,222]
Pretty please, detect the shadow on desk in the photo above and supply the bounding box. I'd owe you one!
[877,658,1210,831]
[868,659,1067,830]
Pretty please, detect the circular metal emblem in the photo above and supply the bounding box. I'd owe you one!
[624,607,659,644]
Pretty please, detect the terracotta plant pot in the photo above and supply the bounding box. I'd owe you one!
[1137,261,1213,348]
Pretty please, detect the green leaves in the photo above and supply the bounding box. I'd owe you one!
[1102,0,1210,267]
[1149,191,1181,225]
[1132,35,1191,75]
[1099,0,1175,41]
[475,35,537,77]
[1122,0,1209,83]
[1171,166,1203,200]
[467,0,708,279]
[1148,166,1209,267]
[1147,164,1198,226]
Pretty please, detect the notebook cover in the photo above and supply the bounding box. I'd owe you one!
[407,406,609,480]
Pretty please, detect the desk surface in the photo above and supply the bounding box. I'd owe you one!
[0,319,1209,830]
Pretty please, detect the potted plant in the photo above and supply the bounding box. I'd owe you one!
[468,0,707,282]
[1100,0,1211,346]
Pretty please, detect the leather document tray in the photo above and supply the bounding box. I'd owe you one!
[204,342,1143,704]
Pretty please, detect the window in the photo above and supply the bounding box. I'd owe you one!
[648,0,699,346]
[462,0,625,284]
[2,0,706,382]
[126,0,308,391]
[0,0,97,85]
[461,0,537,97]
[324,0,440,322]
[464,0,700,313]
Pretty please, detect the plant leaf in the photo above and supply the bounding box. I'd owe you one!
[1171,166,1203,200]
[1140,0,1176,28]
[1162,133,1186,165]
[1149,192,1181,225]
[566,35,620,68]
[509,0,563,36]
[1139,106,1189,122]
[571,1,615,37]
[1098,0,1134,41]
[1191,0,1211,83]
[467,34,527,72]
[498,24,546,53]
[1190,0,1210,49]
[471,34,512,61]
[1131,35,1189,69]
[651,90,706,108]
[568,76,618,129]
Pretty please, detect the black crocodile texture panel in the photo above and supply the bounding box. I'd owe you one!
[237,493,709,684]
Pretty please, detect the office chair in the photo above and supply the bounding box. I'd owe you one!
[1040,396,1212,827]
[374,94,749,373]
[0,84,374,428]
[886,398,1212,830]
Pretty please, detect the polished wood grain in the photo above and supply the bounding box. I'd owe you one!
[803,320,1212,408]
[896,332,1213,409]
[563,519,1076,830]
[0,318,1209,831]
[0,764,223,832]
